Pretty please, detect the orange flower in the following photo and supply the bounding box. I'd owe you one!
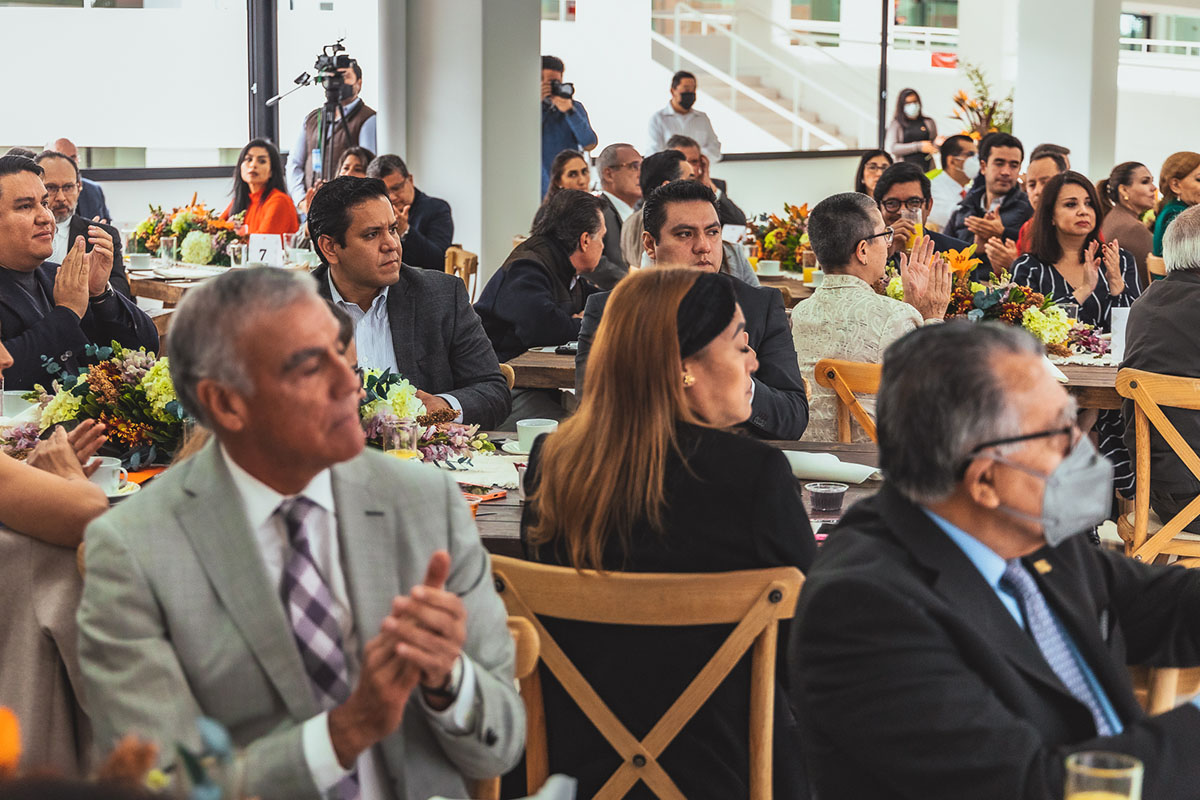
[944,244,983,277]
[0,707,19,778]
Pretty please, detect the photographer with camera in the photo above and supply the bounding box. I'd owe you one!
[540,55,597,197]
[285,48,377,205]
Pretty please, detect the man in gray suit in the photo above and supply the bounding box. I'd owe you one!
[307,176,510,429]
[77,268,525,800]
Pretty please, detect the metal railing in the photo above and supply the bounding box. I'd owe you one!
[1119,36,1200,58]
[786,19,958,51]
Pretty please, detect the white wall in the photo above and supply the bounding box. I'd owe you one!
[100,178,232,232]
[715,154,864,220]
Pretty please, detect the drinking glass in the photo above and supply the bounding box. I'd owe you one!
[901,207,924,251]
[385,423,423,461]
[1059,301,1081,321]
[228,243,247,269]
[1064,751,1143,800]
[158,235,177,264]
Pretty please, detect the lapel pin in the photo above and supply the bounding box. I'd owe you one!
[1033,559,1052,575]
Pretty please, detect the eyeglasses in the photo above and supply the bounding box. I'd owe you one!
[880,197,926,213]
[615,160,641,172]
[860,227,894,246]
[955,424,1079,478]
[43,183,80,197]
[864,163,889,173]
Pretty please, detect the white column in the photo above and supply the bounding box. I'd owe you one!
[1013,0,1120,179]
[375,0,407,158]
[956,1,1018,91]
[734,0,791,51]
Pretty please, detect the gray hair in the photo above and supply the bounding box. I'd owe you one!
[1164,204,1200,273]
[807,192,878,272]
[168,268,319,427]
[876,321,1045,504]
[596,143,635,174]
[366,153,409,180]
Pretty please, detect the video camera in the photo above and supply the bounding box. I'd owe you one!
[549,79,575,100]
[313,39,356,104]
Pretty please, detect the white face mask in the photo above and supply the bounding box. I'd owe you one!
[961,154,981,180]
[641,250,654,268]
[903,102,921,119]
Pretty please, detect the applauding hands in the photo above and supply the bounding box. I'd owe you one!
[54,228,115,318]
[1073,238,1124,303]
[900,236,952,322]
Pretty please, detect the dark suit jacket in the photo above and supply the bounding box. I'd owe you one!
[945,183,1033,244]
[402,188,455,271]
[576,280,809,440]
[76,178,111,224]
[1122,270,1200,494]
[0,263,159,390]
[521,423,815,800]
[791,483,1200,800]
[67,215,129,299]
[711,177,747,227]
[313,264,510,430]
[590,193,629,291]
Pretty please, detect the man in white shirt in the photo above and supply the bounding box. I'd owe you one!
[591,142,642,289]
[77,267,524,800]
[647,70,722,164]
[927,134,977,232]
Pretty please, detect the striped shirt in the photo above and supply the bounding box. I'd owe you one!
[1010,249,1141,332]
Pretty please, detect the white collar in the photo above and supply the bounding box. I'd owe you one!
[661,104,692,117]
[327,272,389,313]
[218,443,335,531]
[602,191,634,222]
[55,217,71,233]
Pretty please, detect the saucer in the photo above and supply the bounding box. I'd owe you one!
[501,441,531,456]
[106,482,141,501]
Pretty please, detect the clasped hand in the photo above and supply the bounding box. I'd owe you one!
[1074,239,1123,302]
[54,229,115,319]
[899,236,952,321]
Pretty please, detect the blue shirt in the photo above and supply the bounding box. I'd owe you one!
[541,98,597,196]
[923,509,1124,734]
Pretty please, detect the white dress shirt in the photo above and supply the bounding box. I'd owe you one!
[647,104,722,164]
[51,218,71,264]
[218,445,477,799]
[601,190,634,224]
[928,170,968,232]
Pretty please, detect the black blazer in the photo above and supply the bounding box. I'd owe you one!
[67,214,129,298]
[401,188,454,271]
[76,178,111,224]
[313,264,511,430]
[945,183,1033,243]
[576,280,809,440]
[590,193,629,291]
[0,263,159,390]
[712,177,747,227]
[521,423,816,800]
[790,483,1200,800]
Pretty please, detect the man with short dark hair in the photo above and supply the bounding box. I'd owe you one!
[668,133,745,226]
[945,132,1033,247]
[578,180,808,440]
[928,134,977,231]
[34,151,129,297]
[874,162,987,279]
[619,150,693,268]
[792,319,1200,800]
[306,176,509,429]
[540,55,597,197]
[44,138,110,223]
[591,143,642,290]
[0,155,157,390]
[647,70,721,164]
[365,154,454,271]
[286,59,377,203]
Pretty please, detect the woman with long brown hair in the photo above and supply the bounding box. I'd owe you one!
[520,267,815,799]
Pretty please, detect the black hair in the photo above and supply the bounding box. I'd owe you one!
[366,153,410,180]
[853,149,893,194]
[873,162,932,204]
[1029,171,1103,264]
[671,70,696,89]
[337,146,375,175]
[643,179,719,242]
[1029,150,1067,173]
[348,59,362,82]
[979,132,1024,164]
[1097,161,1148,217]
[0,154,44,199]
[666,134,701,151]
[543,149,589,202]
[639,150,687,197]
[940,134,973,169]
[4,147,37,159]
[34,150,79,182]
[542,55,565,73]
[893,87,923,121]
[1030,142,1070,164]
[230,138,289,216]
[307,175,391,265]
[531,189,603,254]
[808,192,879,271]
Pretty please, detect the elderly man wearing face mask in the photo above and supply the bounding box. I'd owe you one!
[790,320,1200,800]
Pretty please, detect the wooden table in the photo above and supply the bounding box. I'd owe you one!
[129,273,204,307]
[758,274,814,307]
[1059,364,1120,410]
[474,438,879,558]
[507,350,576,390]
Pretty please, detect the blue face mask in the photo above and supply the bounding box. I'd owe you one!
[903,102,921,119]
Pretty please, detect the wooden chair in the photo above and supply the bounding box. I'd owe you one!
[470,617,542,800]
[499,363,516,390]
[490,555,804,800]
[445,245,480,299]
[1147,254,1167,281]
[813,359,881,443]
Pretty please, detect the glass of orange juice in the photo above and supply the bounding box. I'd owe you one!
[901,207,924,251]
[385,423,423,461]
[1064,752,1142,800]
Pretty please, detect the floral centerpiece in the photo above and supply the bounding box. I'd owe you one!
[748,203,811,272]
[25,342,186,467]
[951,63,1014,138]
[883,246,1107,356]
[132,193,246,266]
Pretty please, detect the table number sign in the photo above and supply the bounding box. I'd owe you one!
[248,233,285,267]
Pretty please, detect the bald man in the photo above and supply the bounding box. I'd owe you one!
[46,138,110,223]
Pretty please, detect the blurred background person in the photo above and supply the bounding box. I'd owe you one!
[1153,151,1200,257]
[285,58,376,203]
[591,143,641,290]
[945,133,1031,249]
[1099,161,1157,286]
[985,145,1068,274]
[366,154,454,271]
[647,70,722,165]
[668,134,745,226]
[44,138,109,223]
[541,55,597,196]
[927,134,977,231]
[221,139,298,236]
[337,146,374,178]
[883,88,938,170]
[533,149,592,229]
[854,150,893,197]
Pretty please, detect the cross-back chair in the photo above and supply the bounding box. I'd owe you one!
[813,358,881,443]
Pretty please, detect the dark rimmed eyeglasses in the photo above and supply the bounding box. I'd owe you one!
[880,197,926,213]
[956,424,1079,477]
[860,227,894,246]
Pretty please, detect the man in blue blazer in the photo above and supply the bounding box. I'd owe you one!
[46,138,111,222]
[367,154,454,271]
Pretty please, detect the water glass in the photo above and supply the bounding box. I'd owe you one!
[384,423,423,461]
[1059,301,1081,321]
[228,243,247,269]
[158,235,177,264]
[1064,751,1143,800]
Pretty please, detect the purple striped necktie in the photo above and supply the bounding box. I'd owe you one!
[277,497,360,800]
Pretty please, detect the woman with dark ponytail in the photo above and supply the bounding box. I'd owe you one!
[1098,161,1156,285]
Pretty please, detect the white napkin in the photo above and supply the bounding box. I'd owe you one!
[782,451,880,484]
[0,392,38,427]
[428,452,525,489]
[1109,307,1130,362]
[1044,356,1069,383]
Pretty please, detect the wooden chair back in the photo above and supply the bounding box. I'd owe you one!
[813,358,881,443]
[1115,368,1200,564]
[445,244,480,299]
[1147,254,1167,281]
[490,555,804,800]
[470,616,542,800]
[499,363,516,390]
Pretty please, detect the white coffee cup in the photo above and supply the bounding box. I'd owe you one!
[516,418,558,452]
[129,253,151,269]
[757,259,781,276]
[809,269,825,287]
[88,456,128,494]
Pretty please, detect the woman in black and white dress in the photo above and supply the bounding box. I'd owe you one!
[1012,170,1142,498]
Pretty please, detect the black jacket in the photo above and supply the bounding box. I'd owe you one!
[589,193,629,291]
[402,188,455,271]
[67,214,130,298]
[945,183,1033,244]
[521,423,816,800]
[791,483,1200,800]
[474,235,596,362]
[712,177,747,227]
[576,280,809,440]
[0,263,159,389]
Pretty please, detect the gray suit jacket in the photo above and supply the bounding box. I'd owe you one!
[77,442,525,800]
[314,264,512,430]
[590,194,629,291]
